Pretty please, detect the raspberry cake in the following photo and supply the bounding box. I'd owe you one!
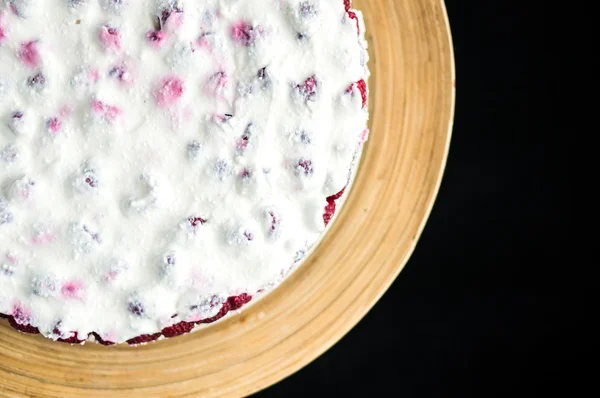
[0,0,369,345]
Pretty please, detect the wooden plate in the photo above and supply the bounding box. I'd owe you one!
[0,1,455,396]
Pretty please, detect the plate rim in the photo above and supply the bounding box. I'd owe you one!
[0,1,456,396]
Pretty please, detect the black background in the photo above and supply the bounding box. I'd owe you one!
[254,1,569,397]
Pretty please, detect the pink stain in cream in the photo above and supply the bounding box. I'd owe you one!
[6,252,18,264]
[88,68,100,83]
[15,187,31,200]
[11,304,32,325]
[61,281,85,300]
[18,40,40,69]
[153,76,184,108]
[92,99,122,123]
[196,34,212,50]
[99,25,121,52]
[103,270,118,283]
[361,128,369,143]
[59,105,72,118]
[32,230,56,246]
[0,13,6,44]
[47,117,61,135]
[231,21,259,46]
[163,12,184,33]
[146,30,166,48]
[189,271,210,290]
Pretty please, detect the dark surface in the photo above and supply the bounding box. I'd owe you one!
[254,1,569,397]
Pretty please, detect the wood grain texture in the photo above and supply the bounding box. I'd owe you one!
[0,1,455,396]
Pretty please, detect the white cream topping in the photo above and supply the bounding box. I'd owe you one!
[0,0,369,343]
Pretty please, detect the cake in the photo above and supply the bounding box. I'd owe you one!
[0,0,369,345]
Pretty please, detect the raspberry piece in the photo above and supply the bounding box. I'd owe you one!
[70,66,98,94]
[294,75,318,102]
[157,0,183,29]
[8,111,28,135]
[237,123,255,154]
[52,321,86,344]
[146,30,165,47]
[0,144,19,163]
[356,79,367,107]
[299,1,318,18]
[153,75,184,108]
[290,129,311,145]
[8,319,39,333]
[68,0,88,8]
[231,21,261,47]
[31,224,55,245]
[18,40,40,68]
[227,226,255,246]
[161,320,195,338]
[1,252,18,276]
[346,79,368,108]
[265,208,282,240]
[61,280,85,299]
[196,294,253,324]
[257,67,271,89]
[9,0,34,19]
[158,251,176,276]
[188,216,207,228]
[27,71,46,91]
[46,117,61,134]
[102,259,128,283]
[212,113,233,124]
[0,196,14,225]
[213,158,232,181]
[99,25,121,52]
[343,0,360,34]
[57,334,85,344]
[9,175,35,202]
[1,263,15,275]
[295,158,314,177]
[91,99,122,123]
[72,162,99,195]
[179,216,207,237]
[91,332,116,346]
[127,299,145,317]
[186,140,202,160]
[236,167,260,197]
[126,332,162,345]
[31,274,58,297]
[240,167,252,179]
[109,63,133,85]
[69,222,101,255]
[100,0,126,15]
[186,295,223,321]
[8,305,38,333]
[228,293,252,311]
[323,186,346,226]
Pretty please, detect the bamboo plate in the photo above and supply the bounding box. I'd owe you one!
[0,1,455,396]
